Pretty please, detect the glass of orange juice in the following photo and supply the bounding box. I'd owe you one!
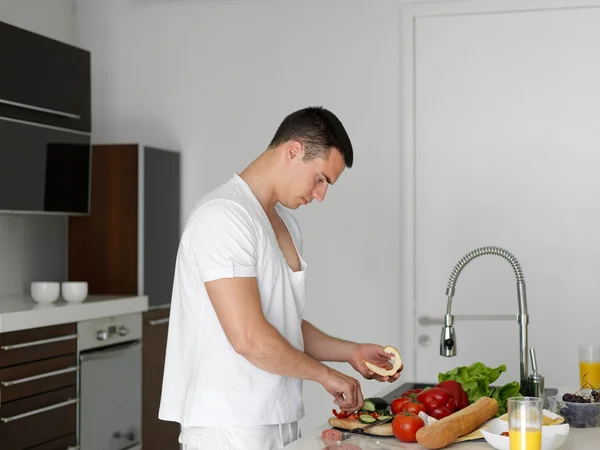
[579,344,600,389]
[508,397,542,450]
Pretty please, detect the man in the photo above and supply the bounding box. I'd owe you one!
[159,106,402,450]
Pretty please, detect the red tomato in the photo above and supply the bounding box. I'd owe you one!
[391,412,425,443]
[399,400,426,415]
[391,397,410,415]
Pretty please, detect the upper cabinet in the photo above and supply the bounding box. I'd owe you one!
[0,21,91,132]
[0,21,92,215]
[68,144,181,308]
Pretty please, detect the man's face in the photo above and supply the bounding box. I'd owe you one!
[282,144,346,209]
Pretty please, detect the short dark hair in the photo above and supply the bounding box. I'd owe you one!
[269,106,354,168]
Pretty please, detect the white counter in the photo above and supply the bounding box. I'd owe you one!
[286,424,600,449]
[0,294,149,332]
[286,382,600,449]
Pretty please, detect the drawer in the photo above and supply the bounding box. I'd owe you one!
[0,323,77,368]
[0,354,77,404]
[28,433,77,450]
[0,386,77,450]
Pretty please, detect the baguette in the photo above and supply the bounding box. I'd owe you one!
[416,397,498,449]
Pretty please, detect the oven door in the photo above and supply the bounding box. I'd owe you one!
[79,341,142,450]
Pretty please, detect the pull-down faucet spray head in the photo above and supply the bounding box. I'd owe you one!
[440,313,456,357]
[440,290,456,356]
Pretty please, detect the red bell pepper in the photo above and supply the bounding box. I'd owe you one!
[416,387,456,420]
[400,388,424,401]
[436,380,469,411]
[332,408,351,419]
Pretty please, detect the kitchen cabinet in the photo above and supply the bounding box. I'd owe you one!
[0,20,91,132]
[0,323,78,450]
[68,143,181,448]
[67,143,181,307]
[142,308,180,449]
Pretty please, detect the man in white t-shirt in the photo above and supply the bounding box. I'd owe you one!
[158,107,403,450]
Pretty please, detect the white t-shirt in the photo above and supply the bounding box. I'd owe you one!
[158,174,307,428]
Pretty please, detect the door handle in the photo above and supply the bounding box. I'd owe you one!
[0,97,80,119]
[1,334,78,351]
[418,314,517,326]
[1,398,78,423]
[1,366,78,386]
[148,318,169,326]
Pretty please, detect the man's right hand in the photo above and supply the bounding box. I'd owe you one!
[320,367,364,412]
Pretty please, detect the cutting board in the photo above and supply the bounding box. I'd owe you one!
[328,417,394,436]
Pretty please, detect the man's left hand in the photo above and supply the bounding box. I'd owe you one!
[348,344,403,383]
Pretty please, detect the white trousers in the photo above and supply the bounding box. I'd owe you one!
[179,422,301,450]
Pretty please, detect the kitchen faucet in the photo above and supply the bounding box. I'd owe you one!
[440,246,532,396]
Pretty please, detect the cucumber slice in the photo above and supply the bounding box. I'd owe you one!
[362,397,388,412]
[377,414,394,421]
[359,414,377,424]
[375,409,391,416]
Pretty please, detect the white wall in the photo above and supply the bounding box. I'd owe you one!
[0,0,75,44]
[75,0,405,433]
[0,0,76,297]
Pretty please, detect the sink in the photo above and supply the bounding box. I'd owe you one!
[381,382,557,407]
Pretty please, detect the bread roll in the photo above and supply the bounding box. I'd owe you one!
[364,346,402,377]
[416,397,498,449]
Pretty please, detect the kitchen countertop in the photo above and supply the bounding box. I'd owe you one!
[286,382,600,449]
[286,425,599,449]
[0,294,148,332]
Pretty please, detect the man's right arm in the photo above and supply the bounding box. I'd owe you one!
[205,276,363,412]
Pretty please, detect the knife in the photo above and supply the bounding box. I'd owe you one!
[351,416,394,434]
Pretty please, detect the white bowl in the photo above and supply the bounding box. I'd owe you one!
[31,282,60,304]
[481,418,570,450]
[61,281,88,303]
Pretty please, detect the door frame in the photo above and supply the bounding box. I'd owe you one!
[398,0,600,381]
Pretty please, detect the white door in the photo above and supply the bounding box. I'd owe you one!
[402,1,600,390]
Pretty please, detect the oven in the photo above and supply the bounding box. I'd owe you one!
[77,313,142,450]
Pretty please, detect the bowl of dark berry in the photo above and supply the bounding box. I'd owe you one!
[548,389,600,428]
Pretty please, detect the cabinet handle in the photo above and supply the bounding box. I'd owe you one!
[148,318,169,326]
[66,447,79,450]
[1,334,78,351]
[1,366,78,387]
[0,98,80,119]
[0,398,78,423]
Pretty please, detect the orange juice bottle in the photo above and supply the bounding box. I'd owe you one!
[509,428,542,450]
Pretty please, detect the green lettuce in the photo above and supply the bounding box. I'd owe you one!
[438,362,521,417]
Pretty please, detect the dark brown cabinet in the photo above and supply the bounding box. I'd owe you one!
[0,323,78,450]
[68,143,181,449]
[68,144,181,307]
[143,308,180,449]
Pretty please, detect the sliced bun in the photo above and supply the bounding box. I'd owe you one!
[364,345,402,377]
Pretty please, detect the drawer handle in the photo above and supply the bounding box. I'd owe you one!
[1,334,78,351]
[0,98,81,119]
[1,366,78,387]
[0,398,78,423]
[148,318,169,326]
